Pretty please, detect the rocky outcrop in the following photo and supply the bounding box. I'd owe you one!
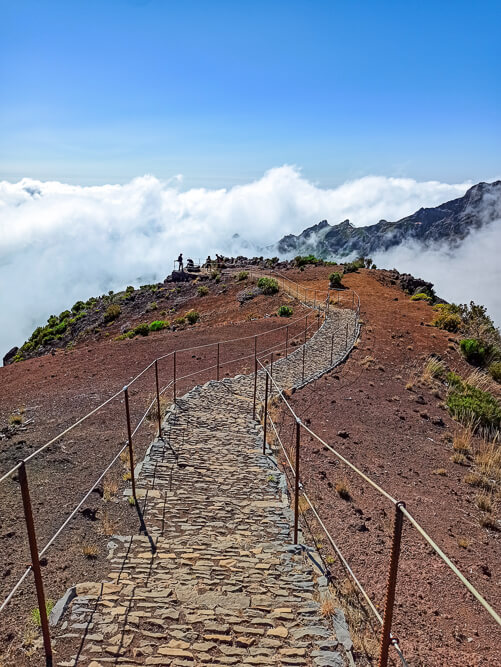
[3,346,18,367]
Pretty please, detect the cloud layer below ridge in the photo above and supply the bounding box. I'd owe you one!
[1,166,495,356]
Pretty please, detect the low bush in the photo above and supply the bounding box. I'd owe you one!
[432,310,462,332]
[134,323,149,336]
[197,285,209,296]
[149,320,167,332]
[237,270,249,281]
[295,254,321,268]
[71,300,86,312]
[460,338,488,366]
[447,378,501,431]
[343,258,365,273]
[410,293,432,302]
[104,304,121,323]
[257,277,279,295]
[210,270,220,280]
[186,310,200,324]
[146,301,158,312]
[489,362,501,383]
[173,316,186,326]
[329,272,342,288]
[278,305,293,317]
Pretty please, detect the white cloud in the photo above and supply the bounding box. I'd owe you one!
[0,167,478,356]
[373,221,501,328]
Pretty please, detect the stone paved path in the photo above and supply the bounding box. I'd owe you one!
[53,306,358,667]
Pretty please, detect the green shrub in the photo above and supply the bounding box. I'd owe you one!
[460,338,488,365]
[489,362,501,383]
[125,285,134,293]
[257,277,279,295]
[197,285,209,296]
[410,293,432,302]
[329,272,343,288]
[146,301,158,312]
[237,271,249,281]
[210,270,221,281]
[149,320,167,332]
[104,304,121,323]
[343,258,365,273]
[53,321,68,335]
[186,310,200,324]
[174,316,186,326]
[432,310,462,332]
[134,323,149,336]
[71,300,85,312]
[278,305,293,317]
[59,309,71,320]
[295,254,321,268]
[447,382,501,431]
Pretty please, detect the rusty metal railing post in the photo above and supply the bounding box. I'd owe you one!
[19,461,53,666]
[378,501,405,667]
[263,371,269,454]
[313,291,316,309]
[217,342,220,381]
[293,419,300,544]
[270,352,274,379]
[254,335,257,362]
[173,350,177,403]
[123,386,137,501]
[253,355,258,420]
[155,359,162,438]
[285,325,289,359]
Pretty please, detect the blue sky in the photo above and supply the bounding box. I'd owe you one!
[1,0,500,188]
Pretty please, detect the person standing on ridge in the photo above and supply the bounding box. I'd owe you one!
[177,253,184,272]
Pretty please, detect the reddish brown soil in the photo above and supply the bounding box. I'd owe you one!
[0,274,309,664]
[274,266,501,666]
[1,266,500,666]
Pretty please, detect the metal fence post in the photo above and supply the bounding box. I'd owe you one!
[217,342,220,381]
[263,371,269,454]
[293,420,300,544]
[19,462,53,666]
[285,325,289,359]
[155,359,162,438]
[253,355,258,420]
[173,350,177,403]
[270,352,274,379]
[345,322,348,348]
[123,386,137,501]
[378,502,405,667]
[314,291,316,309]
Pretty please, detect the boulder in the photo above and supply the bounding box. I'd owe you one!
[3,346,18,366]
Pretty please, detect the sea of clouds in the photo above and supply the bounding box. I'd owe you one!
[1,165,499,357]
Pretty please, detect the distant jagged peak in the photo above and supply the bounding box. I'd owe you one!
[275,179,501,259]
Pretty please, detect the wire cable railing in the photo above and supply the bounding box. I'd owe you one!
[1,268,359,665]
[254,340,501,667]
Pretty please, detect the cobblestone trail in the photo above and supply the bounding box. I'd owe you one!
[53,307,358,667]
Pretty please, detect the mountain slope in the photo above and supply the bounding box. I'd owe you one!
[276,180,501,258]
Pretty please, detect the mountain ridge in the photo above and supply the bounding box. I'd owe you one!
[276,180,501,258]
